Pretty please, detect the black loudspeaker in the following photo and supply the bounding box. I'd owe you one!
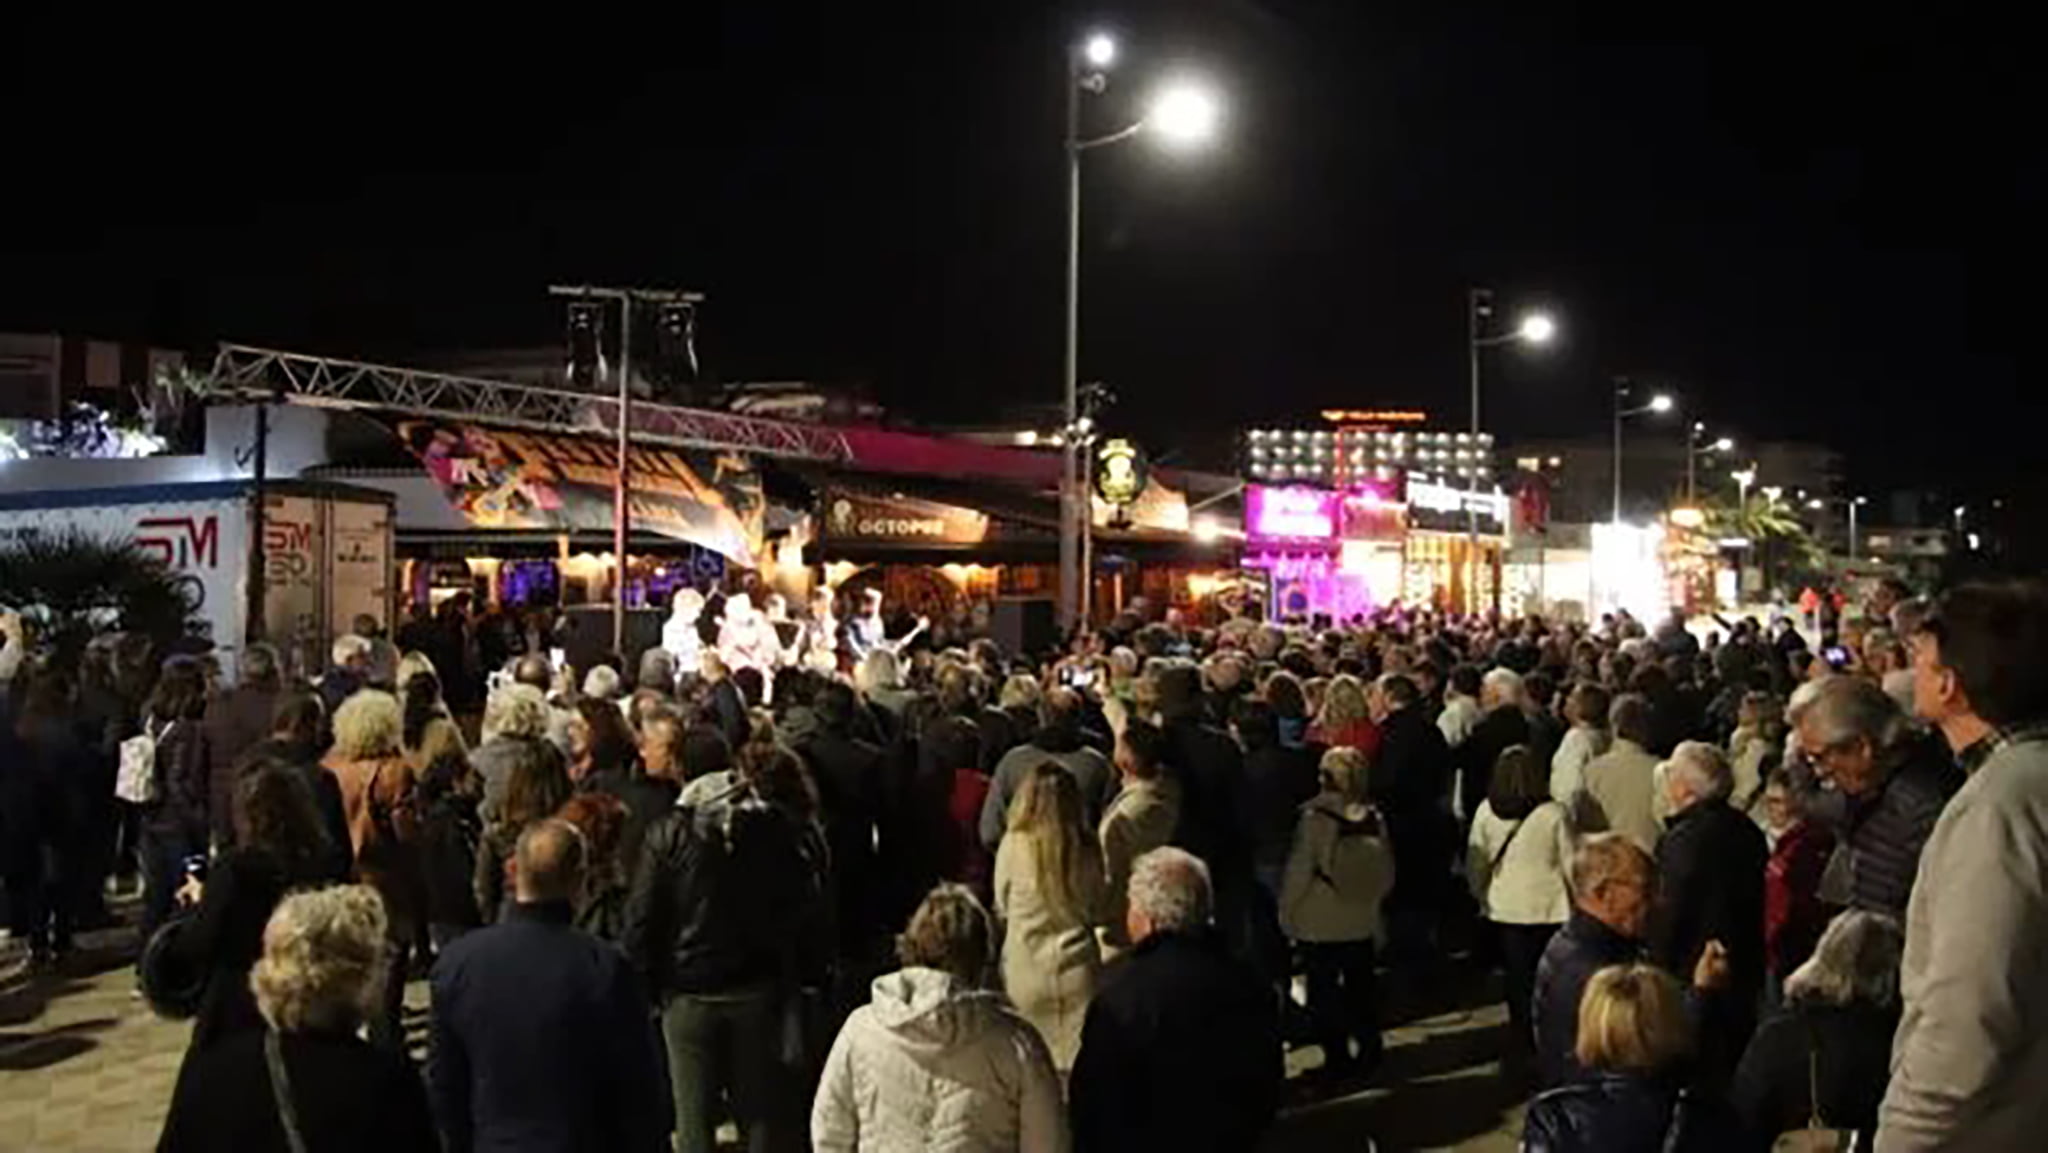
[990,597,1058,660]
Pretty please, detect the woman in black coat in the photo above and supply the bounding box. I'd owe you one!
[168,762,344,1056]
[159,884,438,1153]
[1730,910,1903,1149]
[137,656,213,941]
[4,666,95,964]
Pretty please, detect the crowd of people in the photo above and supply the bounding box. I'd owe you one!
[4,572,2048,1151]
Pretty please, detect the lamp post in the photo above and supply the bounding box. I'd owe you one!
[1611,378,1674,522]
[1059,32,1218,632]
[1465,290,1555,612]
[1684,421,1734,505]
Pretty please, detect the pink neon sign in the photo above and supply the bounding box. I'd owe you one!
[1246,485,1338,540]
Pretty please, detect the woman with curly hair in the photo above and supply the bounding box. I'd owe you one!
[553,791,630,943]
[159,885,438,1153]
[322,689,421,1050]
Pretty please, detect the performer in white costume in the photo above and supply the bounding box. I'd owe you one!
[662,588,705,670]
[716,591,782,678]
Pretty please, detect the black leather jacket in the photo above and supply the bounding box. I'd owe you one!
[620,796,818,998]
[1523,1074,1741,1152]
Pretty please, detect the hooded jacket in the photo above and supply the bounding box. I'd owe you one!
[1278,793,1396,944]
[811,967,1067,1153]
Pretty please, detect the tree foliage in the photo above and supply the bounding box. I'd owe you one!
[1695,490,1828,580]
[0,531,204,664]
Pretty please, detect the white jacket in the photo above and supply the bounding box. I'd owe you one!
[1549,725,1610,804]
[812,968,1069,1153]
[1466,799,1573,925]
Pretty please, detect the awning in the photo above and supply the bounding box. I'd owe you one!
[389,419,764,564]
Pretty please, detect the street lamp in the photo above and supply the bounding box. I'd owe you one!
[1684,420,1734,503]
[1612,378,1674,522]
[1466,290,1559,611]
[1059,34,1221,631]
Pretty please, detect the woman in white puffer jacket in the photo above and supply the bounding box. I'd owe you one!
[812,884,1069,1153]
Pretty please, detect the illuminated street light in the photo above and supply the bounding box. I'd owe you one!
[1060,36,1224,629]
[1148,83,1220,146]
[1713,437,1734,451]
[1465,291,1562,611]
[1613,379,1675,522]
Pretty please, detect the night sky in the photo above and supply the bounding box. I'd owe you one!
[3,4,2033,495]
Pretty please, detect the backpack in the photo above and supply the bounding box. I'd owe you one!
[116,719,173,805]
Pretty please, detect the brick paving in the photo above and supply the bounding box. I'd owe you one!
[0,920,1525,1152]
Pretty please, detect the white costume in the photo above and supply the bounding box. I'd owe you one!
[663,589,705,670]
[717,592,782,678]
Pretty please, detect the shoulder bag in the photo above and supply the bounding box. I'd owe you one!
[1771,1026,1859,1152]
[263,1030,313,1153]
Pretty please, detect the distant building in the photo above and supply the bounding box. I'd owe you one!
[1507,434,1842,524]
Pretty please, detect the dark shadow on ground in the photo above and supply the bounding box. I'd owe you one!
[0,1017,117,1071]
[1271,1067,1525,1152]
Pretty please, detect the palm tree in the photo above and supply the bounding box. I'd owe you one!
[1695,489,1827,587]
[0,531,202,664]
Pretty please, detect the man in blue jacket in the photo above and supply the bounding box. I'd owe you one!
[429,818,668,1152]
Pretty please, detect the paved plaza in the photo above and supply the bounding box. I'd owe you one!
[0,914,1524,1152]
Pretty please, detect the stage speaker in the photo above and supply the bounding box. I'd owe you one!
[990,597,1058,659]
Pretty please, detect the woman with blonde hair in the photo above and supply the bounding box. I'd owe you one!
[322,690,422,1050]
[158,885,438,1152]
[1280,745,1394,1083]
[1522,963,1740,1150]
[994,762,1106,1072]
[1310,672,1381,760]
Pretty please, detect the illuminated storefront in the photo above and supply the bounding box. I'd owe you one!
[1242,479,1511,619]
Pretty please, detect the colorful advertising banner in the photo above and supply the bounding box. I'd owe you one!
[396,421,764,563]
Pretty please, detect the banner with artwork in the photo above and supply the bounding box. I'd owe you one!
[395,421,764,564]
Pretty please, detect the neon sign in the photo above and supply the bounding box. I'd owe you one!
[1246,485,1338,541]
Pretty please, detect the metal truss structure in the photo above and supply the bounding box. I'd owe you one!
[201,344,853,461]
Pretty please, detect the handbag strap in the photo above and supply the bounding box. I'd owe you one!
[263,1030,313,1153]
[1489,813,1529,874]
[1805,1023,1827,1130]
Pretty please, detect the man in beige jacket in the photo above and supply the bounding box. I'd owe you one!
[1575,693,1664,852]
[1097,720,1181,957]
[1880,581,2048,1152]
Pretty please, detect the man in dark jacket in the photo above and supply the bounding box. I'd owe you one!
[241,692,352,882]
[1070,847,1282,1152]
[1369,674,1454,963]
[1533,834,1656,1088]
[1458,668,1532,824]
[977,687,1117,850]
[614,708,685,872]
[799,682,885,961]
[202,644,283,849]
[429,819,668,1153]
[1652,741,1767,1085]
[1792,677,1962,920]
[621,782,813,1153]
[1154,665,1258,965]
